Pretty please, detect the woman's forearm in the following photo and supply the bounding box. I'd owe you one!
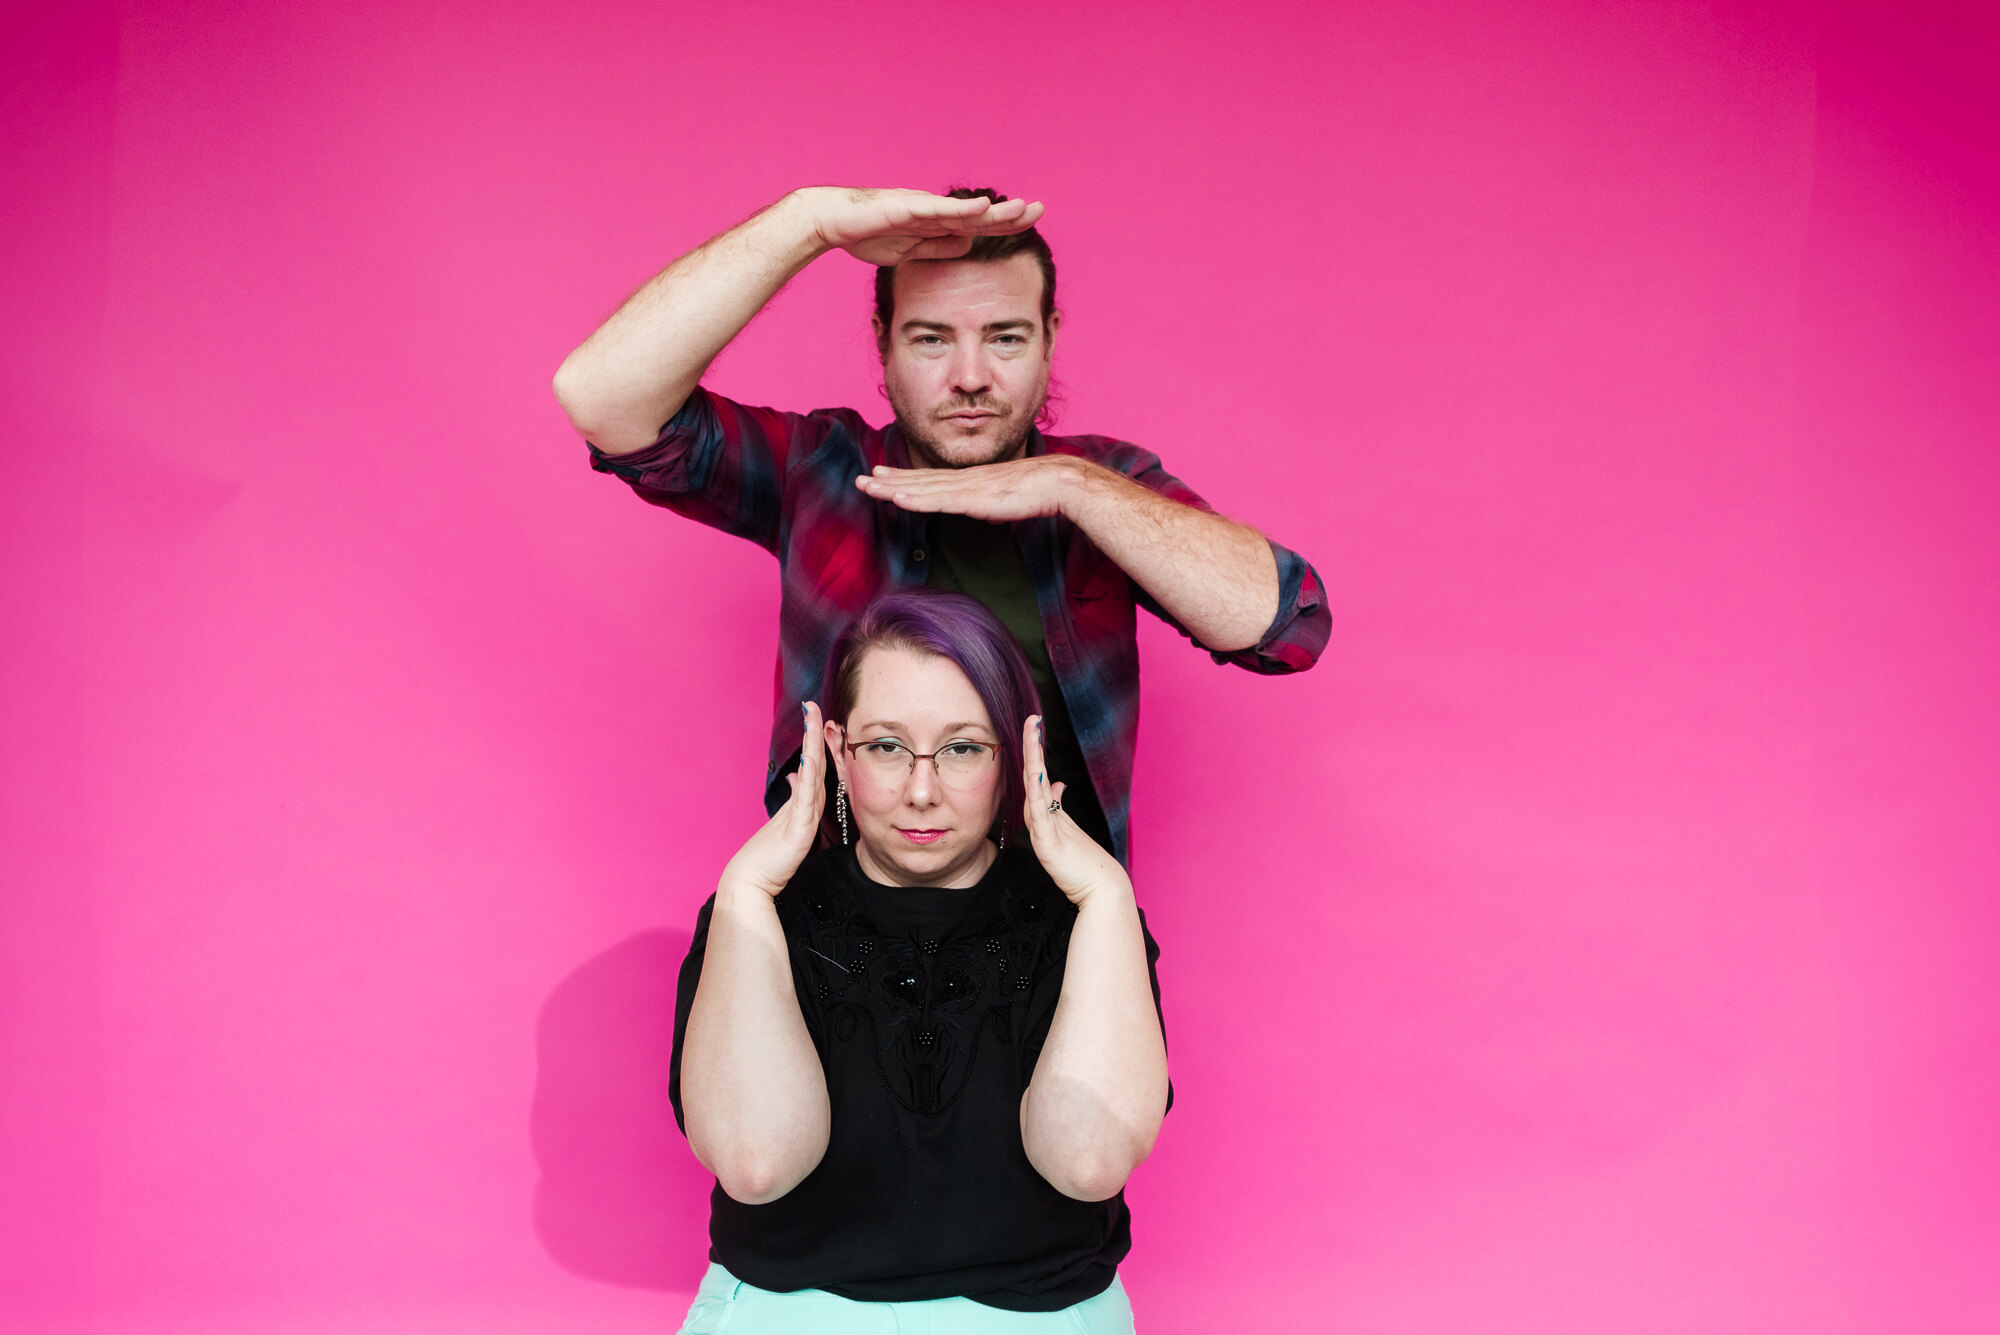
[1020,888,1170,1201]
[682,879,830,1204]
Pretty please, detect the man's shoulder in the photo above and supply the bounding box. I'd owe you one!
[697,388,889,458]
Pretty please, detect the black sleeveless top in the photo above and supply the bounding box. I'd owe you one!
[668,846,1166,1311]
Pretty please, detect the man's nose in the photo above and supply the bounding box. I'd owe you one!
[948,344,992,394]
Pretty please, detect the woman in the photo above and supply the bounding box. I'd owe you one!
[669,589,1171,1331]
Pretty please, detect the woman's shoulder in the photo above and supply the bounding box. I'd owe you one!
[773,845,865,931]
[984,848,1074,932]
[790,844,851,885]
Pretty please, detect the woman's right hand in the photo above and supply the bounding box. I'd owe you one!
[1020,714,1132,908]
[718,701,828,900]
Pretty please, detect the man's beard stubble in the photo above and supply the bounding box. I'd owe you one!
[890,391,1044,471]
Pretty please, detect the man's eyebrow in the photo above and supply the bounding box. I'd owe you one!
[897,318,1037,335]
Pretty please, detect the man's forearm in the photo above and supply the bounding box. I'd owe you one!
[1065,464,1281,652]
[553,192,827,456]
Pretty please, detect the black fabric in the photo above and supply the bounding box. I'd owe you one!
[923,513,1115,858]
[667,846,1165,1311]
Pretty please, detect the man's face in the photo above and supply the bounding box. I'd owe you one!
[876,253,1059,469]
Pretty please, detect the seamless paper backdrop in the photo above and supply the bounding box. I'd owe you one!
[4,1,1996,1331]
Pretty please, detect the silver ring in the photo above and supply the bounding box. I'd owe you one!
[1047,799,1062,812]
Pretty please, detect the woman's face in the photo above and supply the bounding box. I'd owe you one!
[827,644,1005,890]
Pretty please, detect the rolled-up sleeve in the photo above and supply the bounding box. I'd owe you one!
[587,388,813,556]
[1097,439,1331,676]
[1206,537,1329,674]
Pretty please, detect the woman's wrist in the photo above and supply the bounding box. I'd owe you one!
[1068,875,1137,916]
[716,872,787,910]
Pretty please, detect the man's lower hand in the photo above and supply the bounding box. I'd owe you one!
[855,456,1096,523]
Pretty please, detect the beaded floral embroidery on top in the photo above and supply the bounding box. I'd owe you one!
[781,856,1071,1116]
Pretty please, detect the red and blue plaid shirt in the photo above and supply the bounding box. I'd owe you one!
[589,388,1329,865]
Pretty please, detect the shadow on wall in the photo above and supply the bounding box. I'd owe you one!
[530,927,711,1290]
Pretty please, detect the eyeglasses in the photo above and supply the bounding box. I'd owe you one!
[841,734,999,789]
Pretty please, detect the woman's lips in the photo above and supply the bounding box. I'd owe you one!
[897,828,947,845]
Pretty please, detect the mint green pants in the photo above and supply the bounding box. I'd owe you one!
[676,1263,1136,1333]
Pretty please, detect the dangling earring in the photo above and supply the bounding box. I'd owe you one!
[997,823,1006,851]
[836,781,850,846]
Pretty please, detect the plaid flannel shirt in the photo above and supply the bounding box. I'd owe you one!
[589,388,1329,866]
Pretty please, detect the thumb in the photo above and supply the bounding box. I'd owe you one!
[906,234,978,262]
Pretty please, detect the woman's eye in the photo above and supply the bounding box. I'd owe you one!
[943,742,989,758]
[861,741,906,757]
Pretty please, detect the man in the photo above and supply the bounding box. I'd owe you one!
[553,186,1328,864]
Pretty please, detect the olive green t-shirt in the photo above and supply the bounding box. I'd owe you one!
[924,515,1114,857]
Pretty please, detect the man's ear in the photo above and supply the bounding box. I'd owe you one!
[1044,311,1062,354]
[871,313,889,360]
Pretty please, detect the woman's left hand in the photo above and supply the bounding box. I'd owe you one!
[1020,715,1131,907]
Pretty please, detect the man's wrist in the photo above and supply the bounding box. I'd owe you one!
[1050,455,1127,529]
[778,188,842,262]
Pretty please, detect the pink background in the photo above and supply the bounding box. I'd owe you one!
[5,0,1996,1330]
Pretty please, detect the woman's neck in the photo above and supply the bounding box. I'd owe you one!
[852,838,999,890]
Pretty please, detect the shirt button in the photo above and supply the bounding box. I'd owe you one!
[911,548,926,562]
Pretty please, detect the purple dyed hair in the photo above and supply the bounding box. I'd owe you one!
[820,589,1041,849]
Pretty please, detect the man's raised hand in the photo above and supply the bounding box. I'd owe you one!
[802,188,1045,267]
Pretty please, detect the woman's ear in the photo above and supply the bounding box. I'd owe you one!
[824,719,848,787]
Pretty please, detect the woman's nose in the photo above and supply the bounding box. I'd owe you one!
[904,756,941,805]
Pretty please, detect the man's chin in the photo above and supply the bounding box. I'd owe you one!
[901,419,1034,470]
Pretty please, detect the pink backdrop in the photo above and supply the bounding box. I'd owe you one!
[5,1,1996,1330]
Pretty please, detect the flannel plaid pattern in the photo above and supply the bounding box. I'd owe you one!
[589,388,1329,865]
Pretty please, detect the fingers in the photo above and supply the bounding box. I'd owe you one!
[1021,713,1051,839]
[789,701,827,827]
[822,190,1045,258]
[901,234,978,262]
[853,464,1024,520]
[897,193,1042,234]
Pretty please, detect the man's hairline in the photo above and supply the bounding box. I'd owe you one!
[876,254,1058,342]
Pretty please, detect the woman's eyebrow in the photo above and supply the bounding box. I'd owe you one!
[851,720,994,736]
